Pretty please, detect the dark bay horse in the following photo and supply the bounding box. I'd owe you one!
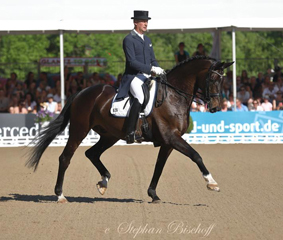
[27,56,233,203]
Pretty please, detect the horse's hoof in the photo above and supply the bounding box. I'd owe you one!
[203,174,220,192]
[57,194,68,203]
[151,196,161,204]
[152,199,161,204]
[96,182,107,195]
[96,177,108,195]
[207,184,220,192]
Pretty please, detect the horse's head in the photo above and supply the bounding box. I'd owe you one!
[204,61,234,113]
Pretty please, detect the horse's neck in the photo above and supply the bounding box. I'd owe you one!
[167,61,209,94]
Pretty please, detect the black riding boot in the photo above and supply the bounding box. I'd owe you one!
[126,98,142,144]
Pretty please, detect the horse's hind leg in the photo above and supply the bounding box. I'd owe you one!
[85,135,118,195]
[55,129,88,203]
[170,134,220,192]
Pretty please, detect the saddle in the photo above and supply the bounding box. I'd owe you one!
[110,79,157,118]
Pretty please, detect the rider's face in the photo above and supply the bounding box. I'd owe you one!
[134,20,148,34]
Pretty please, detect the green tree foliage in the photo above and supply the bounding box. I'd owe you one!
[221,31,283,76]
[0,31,282,80]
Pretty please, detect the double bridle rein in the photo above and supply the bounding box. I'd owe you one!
[155,62,223,108]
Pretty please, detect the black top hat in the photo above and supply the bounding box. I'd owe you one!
[131,10,151,20]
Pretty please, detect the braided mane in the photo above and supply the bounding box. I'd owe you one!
[167,55,217,74]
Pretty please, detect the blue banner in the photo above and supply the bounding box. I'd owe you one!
[190,111,283,134]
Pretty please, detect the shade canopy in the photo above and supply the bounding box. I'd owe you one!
[1,0,283,34]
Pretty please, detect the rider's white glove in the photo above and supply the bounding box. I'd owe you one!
[151,66,165,75]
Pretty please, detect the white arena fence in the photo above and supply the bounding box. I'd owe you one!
[0,111,283,147]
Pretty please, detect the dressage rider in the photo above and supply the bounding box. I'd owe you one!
[116,10,165,144]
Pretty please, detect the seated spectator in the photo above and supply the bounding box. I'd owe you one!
[227,93,234,109]
[12,82,25,100]
[22,92,37,113]
[36,80,51,98]
[250,76,262,99]
[36,89,48,108]
[273,90,283,110]
[250,99,264,111]
[221,83,230,100]
[256,72,264,84]
[255,99,264,111]
[197,103,206,112]
[46,94,58,113]
[247,98,253,111]
[221,100,231,112]
[25,71,36,88]
[56,101,62,113]
[225,71,233,89]
[236,76,244,92]
[114,73,122,89]
[190,101,198,112]
[0,88,10,113]
[262,82,278,102]
[233,98,248,112]
[9,94,20,114]
[237,86,250,105]
[241,70,249,84]
[261,97,273,111]
[90,72,103,86]
[86,79,93,88]
[68,80,79,97]
[72,71,86,91]
[5,72,20,98]
[246,85,253,99]
[275,77,283,92]
[193,43,207,57]
[262,75,271,90]
[265,68,274,79]
[175,42,190,64]
[37,72,55,89]
[53,88,65,104]
[273,66,283,82]
[104,73,115,86]
[27,81,37,97]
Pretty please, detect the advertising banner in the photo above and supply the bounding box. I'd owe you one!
[39,57,107,67]
[1,111,283,146]
[190,111,283,134]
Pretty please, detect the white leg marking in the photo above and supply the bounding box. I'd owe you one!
[57,193,68,203]
[101,176,108,188]
[203,173,220,192]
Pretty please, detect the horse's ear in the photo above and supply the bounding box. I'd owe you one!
[214,62,224,70]
[222,62,234,69]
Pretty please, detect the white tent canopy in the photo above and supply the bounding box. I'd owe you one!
[1,0,282,108]
[1,0,283,33]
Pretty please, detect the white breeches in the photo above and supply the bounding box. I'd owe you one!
[130,73,150,104]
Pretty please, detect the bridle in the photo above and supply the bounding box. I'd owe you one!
[155,62,224,108]
[203,64,224,102]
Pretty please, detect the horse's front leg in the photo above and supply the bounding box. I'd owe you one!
[148,145,173,203]
[169,134,220,192]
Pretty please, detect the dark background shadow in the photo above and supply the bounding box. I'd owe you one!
[0,193,144,204]
[0,193,208,206]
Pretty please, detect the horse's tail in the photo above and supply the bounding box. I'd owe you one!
[26,92,79,171]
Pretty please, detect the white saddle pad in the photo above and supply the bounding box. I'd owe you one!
[110,80,157,118]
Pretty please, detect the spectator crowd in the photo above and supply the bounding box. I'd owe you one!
[0,62,283,115]
[191,67,283,112]
[0,66,122,115]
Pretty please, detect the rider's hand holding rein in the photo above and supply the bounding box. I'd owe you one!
[151,66,165,75]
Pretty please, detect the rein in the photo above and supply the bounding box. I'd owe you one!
[155,63,223,107]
